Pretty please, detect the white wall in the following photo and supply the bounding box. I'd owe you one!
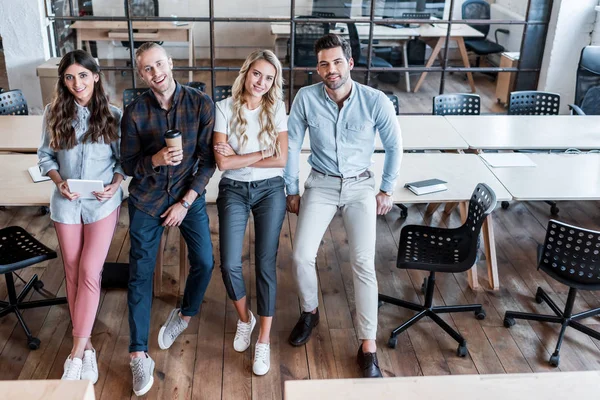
[537,0,596,113]
[0,0,50,113]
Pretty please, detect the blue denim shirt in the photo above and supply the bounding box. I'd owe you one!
[284,81,402,195]
[38,103,125,224]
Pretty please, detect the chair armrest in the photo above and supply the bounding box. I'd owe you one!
[494,28,510,44]
[568,104,586,115]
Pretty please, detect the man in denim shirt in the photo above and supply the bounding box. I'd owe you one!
[120,42,215,396]
[284,34,402,378]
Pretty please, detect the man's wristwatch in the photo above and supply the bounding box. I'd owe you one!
[379,189,393,197]
[180,199,191,209]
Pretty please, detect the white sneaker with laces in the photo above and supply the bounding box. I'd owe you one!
[81,349,99,384]
[253,342,270,376]
[233,310,256,352]
[62,356,83,380]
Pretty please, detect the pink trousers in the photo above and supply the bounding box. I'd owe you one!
[54,208,119,338]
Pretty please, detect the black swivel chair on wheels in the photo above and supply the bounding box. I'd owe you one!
[504,220,600,367]
[379,183,495,356]
[569,46,600,116]
[0,226,67,349]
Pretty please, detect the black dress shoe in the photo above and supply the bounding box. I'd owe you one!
[288,309,320,346]
[357,346,383,378]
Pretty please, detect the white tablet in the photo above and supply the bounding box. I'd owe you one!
[66,179,105,199]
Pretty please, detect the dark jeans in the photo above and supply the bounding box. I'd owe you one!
[217,176,286,317]
[127,195,214,352]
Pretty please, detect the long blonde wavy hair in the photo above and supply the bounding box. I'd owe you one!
[230,49,284,157]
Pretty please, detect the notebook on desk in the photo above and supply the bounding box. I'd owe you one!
[28,166,51,183]
[405,178,448,196]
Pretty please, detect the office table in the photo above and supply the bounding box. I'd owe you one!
[0,379,95,400]
[284,371,600,400]
[301,115,468,151]
[0,115,43,153]
[71,21,195,82]
[297,153,511,290]
[446,115,600,151]
[484,153,600,201]
[271,21,483,93]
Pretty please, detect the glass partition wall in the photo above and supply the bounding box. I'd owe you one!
[45,0,552,113]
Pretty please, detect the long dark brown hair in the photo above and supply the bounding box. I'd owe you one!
[47,50,118,150]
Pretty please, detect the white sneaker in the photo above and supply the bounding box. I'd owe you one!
[62,356,83,380]
[233,311,256,352]
[81,349,99,384]
[253,342,270,376]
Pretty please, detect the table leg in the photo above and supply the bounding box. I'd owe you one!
[425,203,441,216]
[482,215,499,290]
[413,37,444,93]
[459,201,479,290]
[402,41,411,92]
[188,28,194,83]
[76,31,82,50]
[456,37,476,93]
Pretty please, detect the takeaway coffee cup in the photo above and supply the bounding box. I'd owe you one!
[164,129,182,150]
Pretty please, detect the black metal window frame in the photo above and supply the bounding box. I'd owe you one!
[45,0,553,110]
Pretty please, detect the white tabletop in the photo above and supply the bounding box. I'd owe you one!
[483,153,600,201]
[300,115,467,151]
[297,152,511,202]
[0,115,43,153]
[445,115,600,150]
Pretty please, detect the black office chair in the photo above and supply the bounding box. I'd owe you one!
[214,85,232,102]
[293,16,330,85]
[508,91,560,115]
[379,183,495,355]
[504,220,600,367]
[0,89,28,115]
[569,46,600,116]
[121,0,163,76]
[346,22,394,70]
[185,81,206,92]
[462,0,509,69]
[432,93,480,115]
[0,226,67,349]
[123,88,148,108]
[386,93,400,116]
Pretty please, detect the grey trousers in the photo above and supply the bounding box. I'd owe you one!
[217,176,286,317]
[292,170,378,340]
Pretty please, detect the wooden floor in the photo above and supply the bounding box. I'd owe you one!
[1,199,600,399]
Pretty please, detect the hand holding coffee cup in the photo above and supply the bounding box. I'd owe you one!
[151,129,184,167]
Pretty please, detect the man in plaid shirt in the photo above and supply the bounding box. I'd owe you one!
[120,42,215,397]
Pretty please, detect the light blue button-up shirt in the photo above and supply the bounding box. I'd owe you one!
[284,81,402,195]
[38,103,125,224]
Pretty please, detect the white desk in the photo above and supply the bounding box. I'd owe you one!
[300,115,468,152]
[284,371,600,400]
[0,115,43,153]
[271,21,483,92]
[297,153,510,289]
[484,153,600,201]
[446,115,600,151]
[0,379,95,400]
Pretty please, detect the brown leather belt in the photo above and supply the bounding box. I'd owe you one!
[312,168,370,180]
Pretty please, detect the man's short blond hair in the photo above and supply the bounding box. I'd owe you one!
[135,42,168,72]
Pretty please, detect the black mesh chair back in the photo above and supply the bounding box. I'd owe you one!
[401,12,431,20]
[508,91,560,115]
[0,89,28,115]
[432,93,480,116]
[0,227,56,273]
[294,16,329,68]
[386,93,400,115]
[538,220,600,290]
[398,183,496,273]
[574,46,600,115]
[185,81,206,92]
[462,0,491,37]
[214,85,232,102]
[123,88,148,108]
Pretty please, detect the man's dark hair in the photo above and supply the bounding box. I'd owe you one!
[314,34,352,61]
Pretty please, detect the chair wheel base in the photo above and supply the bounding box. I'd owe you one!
[475,308,486,320]
[550,205,559,215]
[503,317,516,328]
[388,336,398,349]
[549,353,560,367]
[378,300,384,309]
[420,277,427,295]
[33,280,44,291]
[457,342,467,357]
[501,201,510,209]
[28,337,41,350]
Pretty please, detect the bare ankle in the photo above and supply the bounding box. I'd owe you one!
[130,351,146,360]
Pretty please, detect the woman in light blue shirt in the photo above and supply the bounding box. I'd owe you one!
[37,50,124,384]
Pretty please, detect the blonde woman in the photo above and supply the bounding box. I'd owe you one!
[213,49,288,376]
